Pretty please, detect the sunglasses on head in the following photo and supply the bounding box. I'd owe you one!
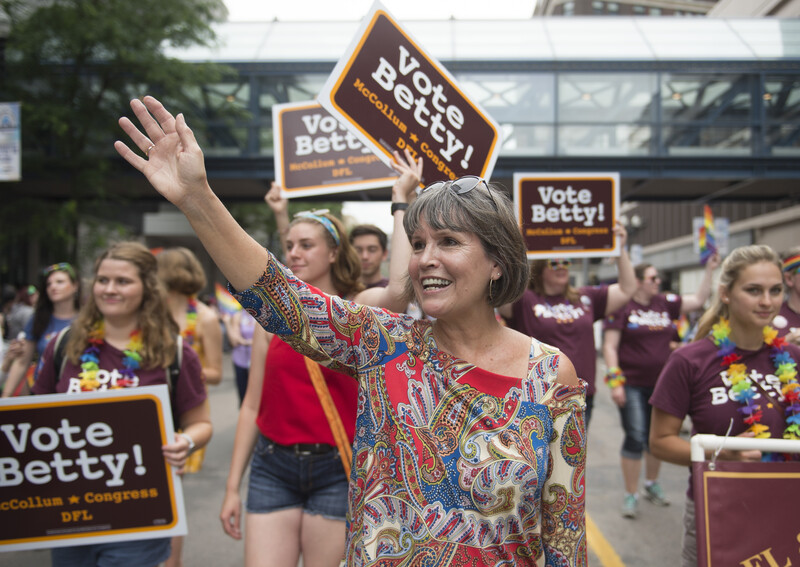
[421,176,498,210]
[548,259,572,269]
[43,262,75,279]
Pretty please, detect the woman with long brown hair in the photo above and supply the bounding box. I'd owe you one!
[32,241,211,566]
[2,263,81,397]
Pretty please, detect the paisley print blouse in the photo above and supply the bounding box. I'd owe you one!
[234,253,587,566]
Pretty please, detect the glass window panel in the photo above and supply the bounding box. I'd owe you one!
[763,75,800,121]
[499,124,554,156]
[661,74,752,121]
[257,73,329,113]
[766,125,800,156]
[663,126,751,156]
[558,74,656,123]
[457,73,555,123]
[558,125,651,156]
[195,124,250,156]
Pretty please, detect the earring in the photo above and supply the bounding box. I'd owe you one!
[488,273,500,301]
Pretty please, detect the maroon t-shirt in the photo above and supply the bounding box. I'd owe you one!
[603,294,682,388]
[509,286,608,396]
[32,335,207,419]
[773,301,800,339]
[650,336,800,498]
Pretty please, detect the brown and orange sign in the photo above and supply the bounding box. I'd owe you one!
[273,101,397,198]
[693,460,800,567]
[0,386,186,551]
[514,172,620,259]
[317,1,501,187]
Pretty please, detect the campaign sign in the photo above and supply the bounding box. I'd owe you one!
[514,172,620,259]
[0,386,185,552]
[273,101,397,198]
[317,0,501,187]
[693,460,800,567]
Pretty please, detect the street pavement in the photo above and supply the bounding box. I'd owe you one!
[1,353,690,566]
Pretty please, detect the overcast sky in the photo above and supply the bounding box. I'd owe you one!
[223,0,537,22]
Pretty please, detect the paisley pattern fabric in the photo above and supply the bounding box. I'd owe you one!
[234,252,587,566]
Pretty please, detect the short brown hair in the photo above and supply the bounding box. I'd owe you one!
[403,181,528,307]
[157,247,207,296]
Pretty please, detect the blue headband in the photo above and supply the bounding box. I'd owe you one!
[294,210,341,245]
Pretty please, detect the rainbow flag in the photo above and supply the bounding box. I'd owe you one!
[698,204,717,265]
[215,282,242,315]
[676,314,690,340]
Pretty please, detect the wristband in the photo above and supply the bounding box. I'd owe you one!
[391,202,409,215]
[604,366,626,388]
[178,432,196,453]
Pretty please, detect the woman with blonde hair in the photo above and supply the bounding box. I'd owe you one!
[33,241,211,566]
[650,244,800,566]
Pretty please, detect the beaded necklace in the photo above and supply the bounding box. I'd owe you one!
[711,318,800,440]
[79,320,142,390]
[181,296,198,346]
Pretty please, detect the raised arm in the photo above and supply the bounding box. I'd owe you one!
[355,149,422,312]
[198,301,224,386]
[605,223,636,315]
[1,339,35,397]
[680,252,720,314]
[264,181,290,258]
[115,96,267,291]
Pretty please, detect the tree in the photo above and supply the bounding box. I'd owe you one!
[0,0,234,281]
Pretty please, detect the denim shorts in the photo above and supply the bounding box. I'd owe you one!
[51,538,170,567]
[246,434,349,521]
[618,384,655,459]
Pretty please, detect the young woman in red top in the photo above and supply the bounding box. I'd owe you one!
[218,154,420,567]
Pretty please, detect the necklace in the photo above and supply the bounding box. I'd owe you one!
[711,318,799,440]
[78,320,142,390]
[181,296,198,346]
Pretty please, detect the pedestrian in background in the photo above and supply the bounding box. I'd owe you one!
[602,254,720,519]
[499,222,635,426]
[650,244,799,566]
[157,246,224,567]
[349,224,389,289]
[224,307,256,405]
[2,263,81,397]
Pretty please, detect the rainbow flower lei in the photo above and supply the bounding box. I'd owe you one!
[181,296,198,346]
[78,320,142,391]
[711,318,800,440]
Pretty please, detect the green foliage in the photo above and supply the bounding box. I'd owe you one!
[0,0,230,164]
[0,0,234,281]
